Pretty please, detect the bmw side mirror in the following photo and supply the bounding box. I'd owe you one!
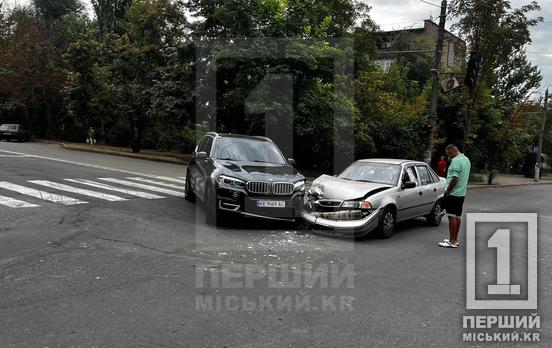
[403,181,417,189]
[196,151,208,160]
[288,158,296,167]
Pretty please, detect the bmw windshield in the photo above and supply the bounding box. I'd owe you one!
[339,162,401,186]
[213,137,287,164]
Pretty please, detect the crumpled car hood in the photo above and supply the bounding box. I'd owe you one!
[309,175,393,201]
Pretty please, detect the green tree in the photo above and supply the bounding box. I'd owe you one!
[450,0,543,182]
[91,0,132,35]
[33,0,83,21]
[91,0,187,152]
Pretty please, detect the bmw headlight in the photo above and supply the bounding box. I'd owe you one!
[215,175,246,188]
[341,201,372,210]
[294,180,306,192]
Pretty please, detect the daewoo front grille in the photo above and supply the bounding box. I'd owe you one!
[316,200,343,207]
[272,182,294,195]
[246,181,270,194]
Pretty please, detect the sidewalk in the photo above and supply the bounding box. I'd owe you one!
[60,141,189,165]
[468,173,552,189]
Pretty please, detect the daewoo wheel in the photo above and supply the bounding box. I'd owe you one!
[377,206,396,239]
[426,200,443,227]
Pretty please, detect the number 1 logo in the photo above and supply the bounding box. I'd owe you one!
[487,229,521,295]
[466,213,537,310]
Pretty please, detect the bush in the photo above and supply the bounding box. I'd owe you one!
[469,174,485,183]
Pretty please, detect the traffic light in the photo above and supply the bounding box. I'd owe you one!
[465,52,482,92]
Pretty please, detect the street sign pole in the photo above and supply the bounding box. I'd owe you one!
[535,88,548,182]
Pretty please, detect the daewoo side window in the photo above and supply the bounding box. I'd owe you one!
[404,166,418,185]
[416,165,433,185]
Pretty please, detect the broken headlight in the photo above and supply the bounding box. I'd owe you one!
[341,201,372,210]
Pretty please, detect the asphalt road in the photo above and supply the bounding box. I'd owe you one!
[0,142,551,347]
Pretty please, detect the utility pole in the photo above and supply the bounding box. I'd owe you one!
[535,88,548,182]
[425,0,447,164]
[463,52,482,148]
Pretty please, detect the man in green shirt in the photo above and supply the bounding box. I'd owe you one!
[439,144,471,249]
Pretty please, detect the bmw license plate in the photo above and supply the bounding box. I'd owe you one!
[256,200,286,208]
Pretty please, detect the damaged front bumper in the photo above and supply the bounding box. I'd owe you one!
[300,207,382,237]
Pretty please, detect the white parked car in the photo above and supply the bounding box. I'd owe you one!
[301,159,446,238]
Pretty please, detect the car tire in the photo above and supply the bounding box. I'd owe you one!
[426,200,444,227]
[376,206,396,239]
[205,184,225,225]
[184,169,195,203]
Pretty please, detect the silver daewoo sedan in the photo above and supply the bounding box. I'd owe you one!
[301,159,446,238]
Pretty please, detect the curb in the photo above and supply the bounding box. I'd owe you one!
[32,139,63,145]
[61,143,188,165]
[468,182,552,190]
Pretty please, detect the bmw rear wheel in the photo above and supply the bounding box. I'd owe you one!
[184,169,195,202]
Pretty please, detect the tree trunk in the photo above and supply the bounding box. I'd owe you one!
[131,113,140,153]
[487,167,495,185]
[44,101,52,140]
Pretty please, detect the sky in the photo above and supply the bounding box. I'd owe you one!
[5,0,552,95]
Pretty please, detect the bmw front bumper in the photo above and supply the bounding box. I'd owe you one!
[216,186,304,221]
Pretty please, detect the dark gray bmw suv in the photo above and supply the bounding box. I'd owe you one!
[185,133,305,224]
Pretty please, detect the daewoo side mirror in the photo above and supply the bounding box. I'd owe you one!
[288,158,296,167]
[403,181,417,189]
[196,151,208,160]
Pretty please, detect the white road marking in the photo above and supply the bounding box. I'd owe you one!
[177,176,187,180]
[0,181,87,205]
[28,180,127,202]
[0,195,39,208]
[126,177,185,190]
[147,176,186,184]
[98,178,185,197]
[0,149,185,181]
[0,154,30,158]
[65,179,165,199]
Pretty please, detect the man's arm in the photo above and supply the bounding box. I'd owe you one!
[445,176,458,197]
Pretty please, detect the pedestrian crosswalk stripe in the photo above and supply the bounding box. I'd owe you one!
[125,177,185,190]
[0,194,39,208]
[65,179,165,199]
[29,180,127,202]
[149,176,186,184]
[98,178,185,197]
[0,181,87,205]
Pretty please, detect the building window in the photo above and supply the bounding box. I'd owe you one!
[447,42,455,67]
[375,59,393,72]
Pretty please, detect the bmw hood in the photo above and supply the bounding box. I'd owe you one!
[215,160,304,182]
[309,175,393,201]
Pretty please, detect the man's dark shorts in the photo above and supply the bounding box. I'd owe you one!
[443,195,465,217]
